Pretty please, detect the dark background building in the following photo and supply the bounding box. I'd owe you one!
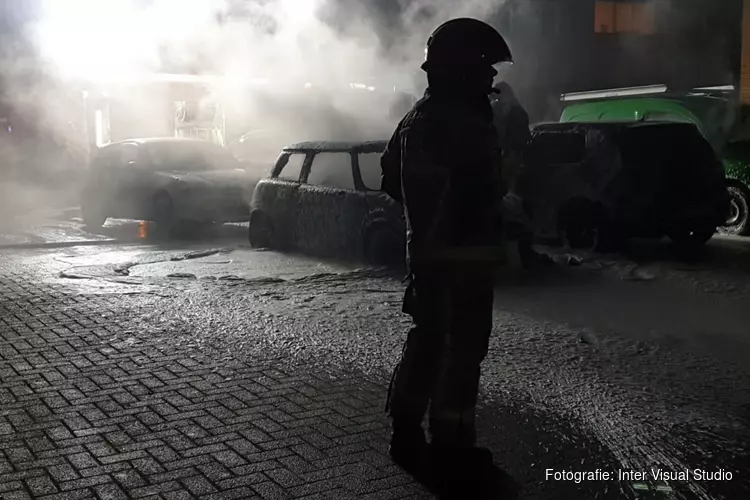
[490,0,744,120]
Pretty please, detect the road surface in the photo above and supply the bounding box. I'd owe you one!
[0,212,748,499]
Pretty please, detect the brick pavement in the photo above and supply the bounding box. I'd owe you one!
[0,269,428,499]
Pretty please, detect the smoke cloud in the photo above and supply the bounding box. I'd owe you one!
[0,0,511,214]
[26,0,508,134]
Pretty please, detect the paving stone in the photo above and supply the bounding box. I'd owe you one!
[94,482,129,500]
[47,463,80,482]
[180,474,217,496]
[0,265,431,500]
[26,475,59,496]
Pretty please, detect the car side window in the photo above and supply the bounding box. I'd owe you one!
[358,152,383,191]
[277,153,305,181]
[307,152,355,190]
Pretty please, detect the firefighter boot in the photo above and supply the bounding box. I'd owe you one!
[389,420,428,472]
[430,444,495,489]
[429,417,493,481]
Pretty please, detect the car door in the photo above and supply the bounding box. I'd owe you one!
[83,146,120,215]
[355,147,403,229]
[298,150,358,257]
[523,129,589,238]
[253,151,308,248]
[97,144,132,218]
[113,143,156,220]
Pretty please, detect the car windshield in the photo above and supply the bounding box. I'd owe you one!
[145,142,240,172]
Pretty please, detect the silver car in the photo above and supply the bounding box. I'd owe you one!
[81,138,254,230]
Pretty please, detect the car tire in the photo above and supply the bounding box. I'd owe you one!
[364,224,403,267]
[152,192,177,236]
[81,201,107,228]
[248,212,275,248]
[560,200,623,253]
[721,185,750,236]
[563,223,597,250]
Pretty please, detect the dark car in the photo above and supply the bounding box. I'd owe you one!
[81,137,254,229]
[519,121,730,250]
[248,140,405,265]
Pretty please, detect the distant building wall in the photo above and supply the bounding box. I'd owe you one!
[741,0,750,103]
[488,0,743,121]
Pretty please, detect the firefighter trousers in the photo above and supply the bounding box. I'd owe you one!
[387,262,494,448]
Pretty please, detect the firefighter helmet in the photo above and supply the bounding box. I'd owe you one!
[421,18,513,72]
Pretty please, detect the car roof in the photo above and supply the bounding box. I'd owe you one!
[102,137,218,148]
[532,120,699,132]
[281,140,388,153]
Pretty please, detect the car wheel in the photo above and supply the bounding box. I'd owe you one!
[720,185,750,236]
[560,201,623,253]
[152,192,177,235]
[248,212,274,248]
[364,225,403,267]
[559,198,596,250]
[563,223,598,250]
[81,201,107,228]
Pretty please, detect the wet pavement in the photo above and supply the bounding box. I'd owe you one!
[0,216,749,499]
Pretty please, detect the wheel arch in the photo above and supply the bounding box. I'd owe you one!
[150,188,175,217]
[361,213,404,261]
[726,177,750,194]
[721,179,750,236]
[249,208,273,234]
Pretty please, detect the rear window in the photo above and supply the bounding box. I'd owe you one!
[276,153,306,181]
[528,131,587,165]
[307,152,355,190]
[618,124,721,199]
[358,152,382,190]
[620,125,715,167]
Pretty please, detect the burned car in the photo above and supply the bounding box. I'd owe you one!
[81,138,253,230]
[519,121,730,251]
[248,141,405,265]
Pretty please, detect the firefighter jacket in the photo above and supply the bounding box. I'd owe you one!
[381,89,504,265]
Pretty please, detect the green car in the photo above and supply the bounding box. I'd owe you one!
[559,85,750,235]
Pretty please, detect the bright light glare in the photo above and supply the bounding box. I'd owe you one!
[278,0,320,33]
[35,0,149,81]
[33,0,226,82]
